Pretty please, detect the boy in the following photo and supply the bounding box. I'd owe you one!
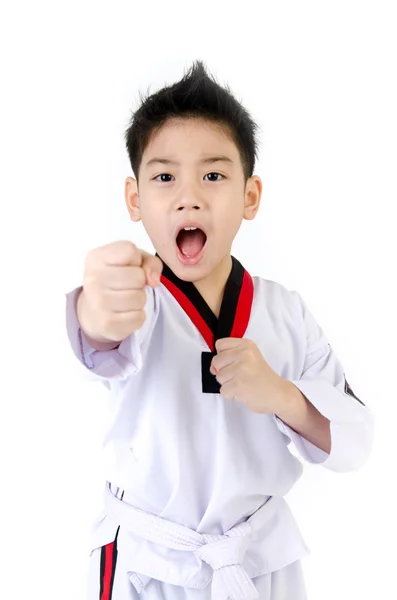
[66,61,374,600]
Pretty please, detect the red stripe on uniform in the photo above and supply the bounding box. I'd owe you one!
[100,542,116,600]
[230,270,254,339]
[161,275,215,351]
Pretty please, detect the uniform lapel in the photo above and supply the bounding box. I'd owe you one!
[160,257,254,393]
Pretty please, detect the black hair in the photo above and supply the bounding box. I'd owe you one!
[124,60,260,183]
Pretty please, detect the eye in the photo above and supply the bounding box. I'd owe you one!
[204,172,224,182]
[154,173,174,182]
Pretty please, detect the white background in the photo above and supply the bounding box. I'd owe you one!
[1,1,396,599]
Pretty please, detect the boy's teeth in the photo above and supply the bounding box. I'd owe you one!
[184,227,197,231]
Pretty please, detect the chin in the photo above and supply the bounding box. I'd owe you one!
[158,249,210,281]
[169,260,210,282]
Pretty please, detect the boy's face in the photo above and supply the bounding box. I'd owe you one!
[125,117,262,282]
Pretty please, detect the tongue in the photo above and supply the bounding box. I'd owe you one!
[177,229,206,258]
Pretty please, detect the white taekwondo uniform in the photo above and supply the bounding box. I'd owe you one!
[66,256,374,600]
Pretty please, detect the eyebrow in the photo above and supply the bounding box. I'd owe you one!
[145,155,234,168]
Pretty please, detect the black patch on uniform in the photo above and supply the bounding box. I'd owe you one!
[344,376,365,406]
[201,351,221,394]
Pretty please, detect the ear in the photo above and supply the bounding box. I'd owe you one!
[243,176,262,221]
[125,177,141,222]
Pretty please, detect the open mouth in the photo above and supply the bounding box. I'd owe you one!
[176,226,207,262]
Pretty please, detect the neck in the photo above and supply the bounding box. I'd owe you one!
[193,255,233,318]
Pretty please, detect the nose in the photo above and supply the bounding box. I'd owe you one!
[175,182,204,211]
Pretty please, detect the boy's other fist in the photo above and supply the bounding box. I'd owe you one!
[77,241,162,345]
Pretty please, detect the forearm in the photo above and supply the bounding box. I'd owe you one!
[275,380,331,454]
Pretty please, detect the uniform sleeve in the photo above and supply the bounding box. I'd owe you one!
[276,290,374,473]
[65,286,159,383]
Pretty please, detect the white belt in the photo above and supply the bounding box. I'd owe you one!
[104,482,283,600]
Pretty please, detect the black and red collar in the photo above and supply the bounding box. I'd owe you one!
[160,256,254,352]
[159,257,254,394]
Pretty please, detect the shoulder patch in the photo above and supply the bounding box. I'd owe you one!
[344,376,365,406]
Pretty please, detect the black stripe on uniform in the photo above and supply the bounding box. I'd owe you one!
[99,541,106,600]
[344,377,365,406]
[109,527,120,599]
[99,526,120,600]
[215,257,244,341]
